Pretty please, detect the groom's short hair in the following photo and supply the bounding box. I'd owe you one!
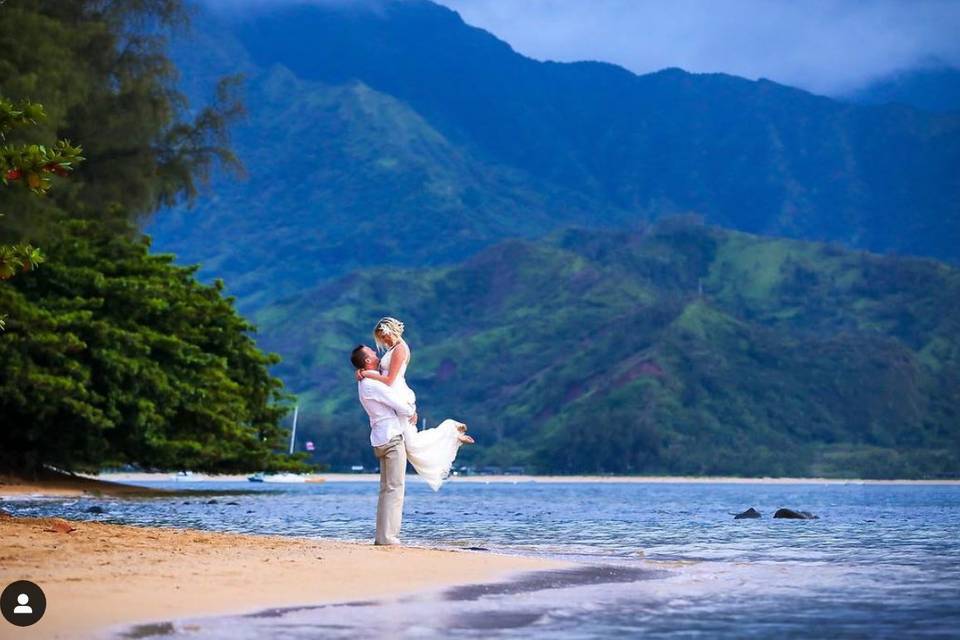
[350,344,371,369]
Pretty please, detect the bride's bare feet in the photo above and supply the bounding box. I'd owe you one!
[458,434,475,444]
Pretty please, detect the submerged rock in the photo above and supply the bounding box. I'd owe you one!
[206,499,219,505]
[85,505,105,514]
[733,507,762,519]
[773,508,818,519]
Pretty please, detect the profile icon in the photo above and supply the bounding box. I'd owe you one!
[1,580,46,626]
[13,593,32,615]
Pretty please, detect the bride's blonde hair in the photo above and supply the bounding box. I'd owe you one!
[373,316,405,351]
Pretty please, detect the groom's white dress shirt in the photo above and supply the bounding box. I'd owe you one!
[358,378,416,447]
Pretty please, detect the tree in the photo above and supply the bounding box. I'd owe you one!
[0,220,303,474]
[0,1,306,474]
[0,97,83,327]
[0,0,243,237]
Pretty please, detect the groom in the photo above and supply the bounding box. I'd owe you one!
[351,344,417,545]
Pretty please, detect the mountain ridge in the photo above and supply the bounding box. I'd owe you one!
[150,0,960,313]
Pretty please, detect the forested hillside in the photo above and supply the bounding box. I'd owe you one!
[254,219,960,478]
[149,0,960,312]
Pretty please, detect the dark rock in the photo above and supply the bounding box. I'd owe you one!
[85,505,105,514]
[182,501,192,505]
[464,546,489,551]
[773,508,818,519]
[226,501,240,506]
[733,507,762,519]
[206,499,219,505]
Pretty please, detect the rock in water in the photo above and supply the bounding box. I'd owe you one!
[774,508,818,519]
[85,505,105,514]
[733,507,762,519]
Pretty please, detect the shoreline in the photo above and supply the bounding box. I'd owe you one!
[96,472,960,486]
[0,515,568,640]
[1,471,956,502]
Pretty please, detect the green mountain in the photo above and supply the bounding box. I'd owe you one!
[151,64,622,310]
[142,2,960,478]
[149,1,960,312]
[254,219,960,478]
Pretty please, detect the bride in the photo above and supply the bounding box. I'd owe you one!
[357,317,474,490]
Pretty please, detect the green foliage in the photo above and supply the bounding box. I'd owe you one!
[0,97,81,196]
[0,243,44,282]
[0,0,243,240]
[0,1,301,474]
[0,96,83,326]
[0,220,302,474]
[254,219,960,478]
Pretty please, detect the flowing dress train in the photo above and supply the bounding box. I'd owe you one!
[380,343,465,491]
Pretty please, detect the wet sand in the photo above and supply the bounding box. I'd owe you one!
[0,471,168,498]
[0,515,567,639]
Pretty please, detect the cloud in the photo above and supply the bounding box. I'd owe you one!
[437,0,960,95]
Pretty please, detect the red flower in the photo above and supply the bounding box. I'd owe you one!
[5,169,22,181]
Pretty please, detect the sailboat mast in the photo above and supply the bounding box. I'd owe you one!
[289,404,299,455]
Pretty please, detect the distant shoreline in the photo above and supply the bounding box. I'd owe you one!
[2,472,957,501]
[98,471,960,486]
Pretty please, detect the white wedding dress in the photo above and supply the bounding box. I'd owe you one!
[380,342,465,491]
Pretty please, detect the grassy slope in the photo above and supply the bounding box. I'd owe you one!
[254,219,960,478]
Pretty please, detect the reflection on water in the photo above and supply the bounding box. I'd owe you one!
[6,480,960,638]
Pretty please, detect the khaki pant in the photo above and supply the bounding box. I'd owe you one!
[373,434,406,545]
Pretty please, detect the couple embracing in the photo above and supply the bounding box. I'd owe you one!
[350,317,474,545]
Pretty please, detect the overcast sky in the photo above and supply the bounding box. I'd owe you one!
[436,0,960,95]
[200,0,960,96]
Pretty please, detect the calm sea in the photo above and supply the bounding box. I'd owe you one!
[6,479,960,639]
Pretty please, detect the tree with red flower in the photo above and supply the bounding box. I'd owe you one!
[0,97,84,327]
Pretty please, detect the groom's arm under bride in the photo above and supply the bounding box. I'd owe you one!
[359,378,417,426]
[351,344,417,433]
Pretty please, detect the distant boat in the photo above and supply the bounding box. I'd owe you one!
[247,472,310,483]
[247,404,318,484]
[172,471,203,482]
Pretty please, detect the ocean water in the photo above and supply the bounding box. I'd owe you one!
[5,479,960,639]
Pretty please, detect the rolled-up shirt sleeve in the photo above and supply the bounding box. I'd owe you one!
[361,380,415,417]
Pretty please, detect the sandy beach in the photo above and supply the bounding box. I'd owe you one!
[0,513,566,639]
[0,472,169,498]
